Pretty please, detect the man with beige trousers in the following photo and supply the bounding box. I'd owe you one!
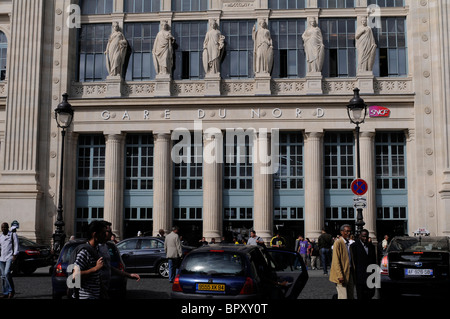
[329,224,355,299]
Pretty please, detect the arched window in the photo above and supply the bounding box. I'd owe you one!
[0,31,7,81]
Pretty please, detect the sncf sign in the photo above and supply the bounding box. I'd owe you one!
[369,106,390,117]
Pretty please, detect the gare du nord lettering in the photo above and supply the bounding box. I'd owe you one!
[100,107,327,121]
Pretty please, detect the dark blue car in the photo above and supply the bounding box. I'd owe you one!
[171,244,308,299]
[51,239,127,299]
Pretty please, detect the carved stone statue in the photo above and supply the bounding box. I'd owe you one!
[302,18,325,74]
[152,20,175,76]
[203,19,225,75]
[252,19,273,75]
[105,22,128,77]
[356,16,377,73]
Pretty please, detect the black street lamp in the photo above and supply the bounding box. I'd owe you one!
[347,88,367,236]
[52,93,74,256]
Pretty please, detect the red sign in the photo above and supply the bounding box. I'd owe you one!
[369,106,390,117]
[351,179,368,196]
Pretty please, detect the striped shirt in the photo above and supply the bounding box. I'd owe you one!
[74,247,101,299]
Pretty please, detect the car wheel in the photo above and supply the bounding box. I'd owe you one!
[157,260,169,278]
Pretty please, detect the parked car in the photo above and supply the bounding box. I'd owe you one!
[51,239,127,299]
[380,236,450,298]
[116,236,195,278]
[12,236,53,275]
[171,244,308,299]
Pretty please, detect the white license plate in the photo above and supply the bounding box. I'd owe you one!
[405,268,433,276]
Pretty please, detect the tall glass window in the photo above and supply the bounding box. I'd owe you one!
[375,132,406,190]
[224,134,253,190]
[268,0,306,9]
[124,0,161,12]
[125,134,154,190]
[221,20,255,79]
[318,0,354,8]
[368,0,404,7]
[79,0,113,14]
[372,17,407,77]
[173,133,203,190]
[324,132,354,190]
[224,208,253,221]
[274,132,303,189]
[375,132,407,237]
[124,23,160,81]
[75,135,106,236]
[0,32,7,81]
[320,19,356,77]
[270,20,307,78]
[123,134,154,237]
[77,135,106,190]
[325,206,355,223]
[172,21,207,80]
[78,24,109,82]
[172,0,207,11]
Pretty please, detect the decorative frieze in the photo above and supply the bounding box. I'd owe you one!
[70,77,413,98]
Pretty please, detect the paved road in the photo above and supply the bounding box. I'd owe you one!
[8,267,337,299]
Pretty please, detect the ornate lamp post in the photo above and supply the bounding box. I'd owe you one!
[52,93,74,256]
[347,88,367,236]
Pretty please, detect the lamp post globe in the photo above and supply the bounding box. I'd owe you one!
[52,93,73,256]
[347,88,367,126]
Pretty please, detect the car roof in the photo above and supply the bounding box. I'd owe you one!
[191,244,263,254]
[119,236,162,241]
[391,236,449,241]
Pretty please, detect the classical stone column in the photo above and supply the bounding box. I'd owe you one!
[359,131,376,239]
[104,133,125,239]
[304,131,324,239]
[202,133,223,241]
[153,132,172,236]
[253,132,273,242]
[0,0,45,239]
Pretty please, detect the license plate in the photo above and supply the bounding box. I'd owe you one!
[405,268,433,276]
[196,283,225,292]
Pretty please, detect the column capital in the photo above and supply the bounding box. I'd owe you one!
[104,132,126,142]
[153,131,171,140]
[359,131,376,139]
[304,131,324,139]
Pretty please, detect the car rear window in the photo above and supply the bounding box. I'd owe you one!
[180,252,246,276]
[388,237,449,252]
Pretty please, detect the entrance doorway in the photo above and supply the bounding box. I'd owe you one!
[222,221,253,244]
[376,220,408,242]
[123,220,153,239]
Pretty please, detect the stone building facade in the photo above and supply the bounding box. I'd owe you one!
[0,0,449,245]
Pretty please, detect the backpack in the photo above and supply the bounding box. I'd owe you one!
[67,242,100,299]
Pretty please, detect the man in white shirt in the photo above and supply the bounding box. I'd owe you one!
[0,222,19,298]
[247,231,264,246]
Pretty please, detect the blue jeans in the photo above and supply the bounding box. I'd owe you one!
[0,259,14,295]
[320,248,331,274]
[168,258,180,282]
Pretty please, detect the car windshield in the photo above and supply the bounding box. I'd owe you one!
[388,237,449,252]
[180,252,246,276]
[19,237,41,247]
[61,244,79,263]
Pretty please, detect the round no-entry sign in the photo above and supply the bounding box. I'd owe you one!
[351,179,368,196]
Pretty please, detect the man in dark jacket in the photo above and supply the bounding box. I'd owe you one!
[318,228,333,275]
[351,229,377,299]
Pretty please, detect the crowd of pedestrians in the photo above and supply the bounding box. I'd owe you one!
[1,218,387,300]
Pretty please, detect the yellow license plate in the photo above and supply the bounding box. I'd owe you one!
[197,283,225,292]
